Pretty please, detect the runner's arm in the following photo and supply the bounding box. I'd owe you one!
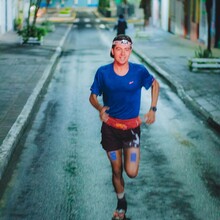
[89,93,103,112]
[145,79,160,124]
[150,79,159,108]
[89,94,109,122]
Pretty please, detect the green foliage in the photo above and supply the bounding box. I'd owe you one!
[41,20,52,26]
[41,20,55,32]
[194,46,213,58]
[59,7,72,14]
[17,25,47,42]
[98,0,110,8]
[16,0,48,44]
[14,17,22,30]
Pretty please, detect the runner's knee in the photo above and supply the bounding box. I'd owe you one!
[125,167,138,178]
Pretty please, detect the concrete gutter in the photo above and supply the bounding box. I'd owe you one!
[0,25,72,182]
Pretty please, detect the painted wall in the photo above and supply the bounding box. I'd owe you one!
[41,0,98,8]
[189,0,200,41]
[0,0,15,34]
[161,0,169,31]
[169,0,175,33]
[199,0,218,47]
[7,0,14,31]
[199,0,208,44]
[169,0,185,36]
[0,0,6,34]
[152,0,160,27]
[175,0,185,36]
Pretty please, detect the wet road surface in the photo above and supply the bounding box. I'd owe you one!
[0,9,220,220]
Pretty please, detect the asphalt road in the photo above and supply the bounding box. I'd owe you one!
[0,10,220,220]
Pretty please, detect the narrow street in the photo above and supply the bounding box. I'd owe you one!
[0,10,219,220]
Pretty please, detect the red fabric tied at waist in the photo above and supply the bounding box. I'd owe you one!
[105,116,142,130]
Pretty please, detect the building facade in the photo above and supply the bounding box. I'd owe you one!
[41,0,98,8]
[150,0,220,48]
[0,0,29,34]
[0,0,219,48]
[0,0,98,35]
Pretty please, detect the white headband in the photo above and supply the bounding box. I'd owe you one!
[112,39,132,46]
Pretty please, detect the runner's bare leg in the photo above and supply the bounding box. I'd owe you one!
[107,149,124,194]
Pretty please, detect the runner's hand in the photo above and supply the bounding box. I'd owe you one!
[144,111,156,124]
[100,106,109,122]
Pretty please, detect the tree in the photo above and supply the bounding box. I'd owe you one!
[98,0,110,8]
[18,0,47,43]
[32,0,42,26]
[25,0,42,28]
[98,0,110,17]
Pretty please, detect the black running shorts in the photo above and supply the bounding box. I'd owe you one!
[101,122,141,152]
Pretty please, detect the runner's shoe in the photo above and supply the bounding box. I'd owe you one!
[112,196,127,220]
[112,209,126,220]
[117,196,127,212]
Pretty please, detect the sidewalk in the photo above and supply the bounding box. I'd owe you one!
[0,23,72,180]
[131,27,220,131]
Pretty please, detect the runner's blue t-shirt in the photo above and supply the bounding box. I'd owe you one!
[90,62,154,119]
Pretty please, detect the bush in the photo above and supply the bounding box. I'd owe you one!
[194,46,213,58]
[59,8,72,14]
[14,17,22,30]
[18,25,47,42]
[41,20,55,32]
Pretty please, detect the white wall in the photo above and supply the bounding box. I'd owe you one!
[0,0,6,34]
[152,0,160,27]
[151,0,169,30]
[7,0,13,31]
[161,0,169,31]
[23,0,30,22]
[0,0,17,35]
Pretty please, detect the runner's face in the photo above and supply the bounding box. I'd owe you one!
[112,44,132,64]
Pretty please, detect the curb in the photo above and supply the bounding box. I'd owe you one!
[0,25,72,182]
[133,49,220,132]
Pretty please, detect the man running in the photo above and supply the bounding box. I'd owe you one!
[89,34,159,220]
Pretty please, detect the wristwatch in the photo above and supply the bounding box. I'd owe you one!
[150,106,157,112]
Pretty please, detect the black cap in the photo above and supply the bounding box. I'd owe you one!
[110,34,133,58]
